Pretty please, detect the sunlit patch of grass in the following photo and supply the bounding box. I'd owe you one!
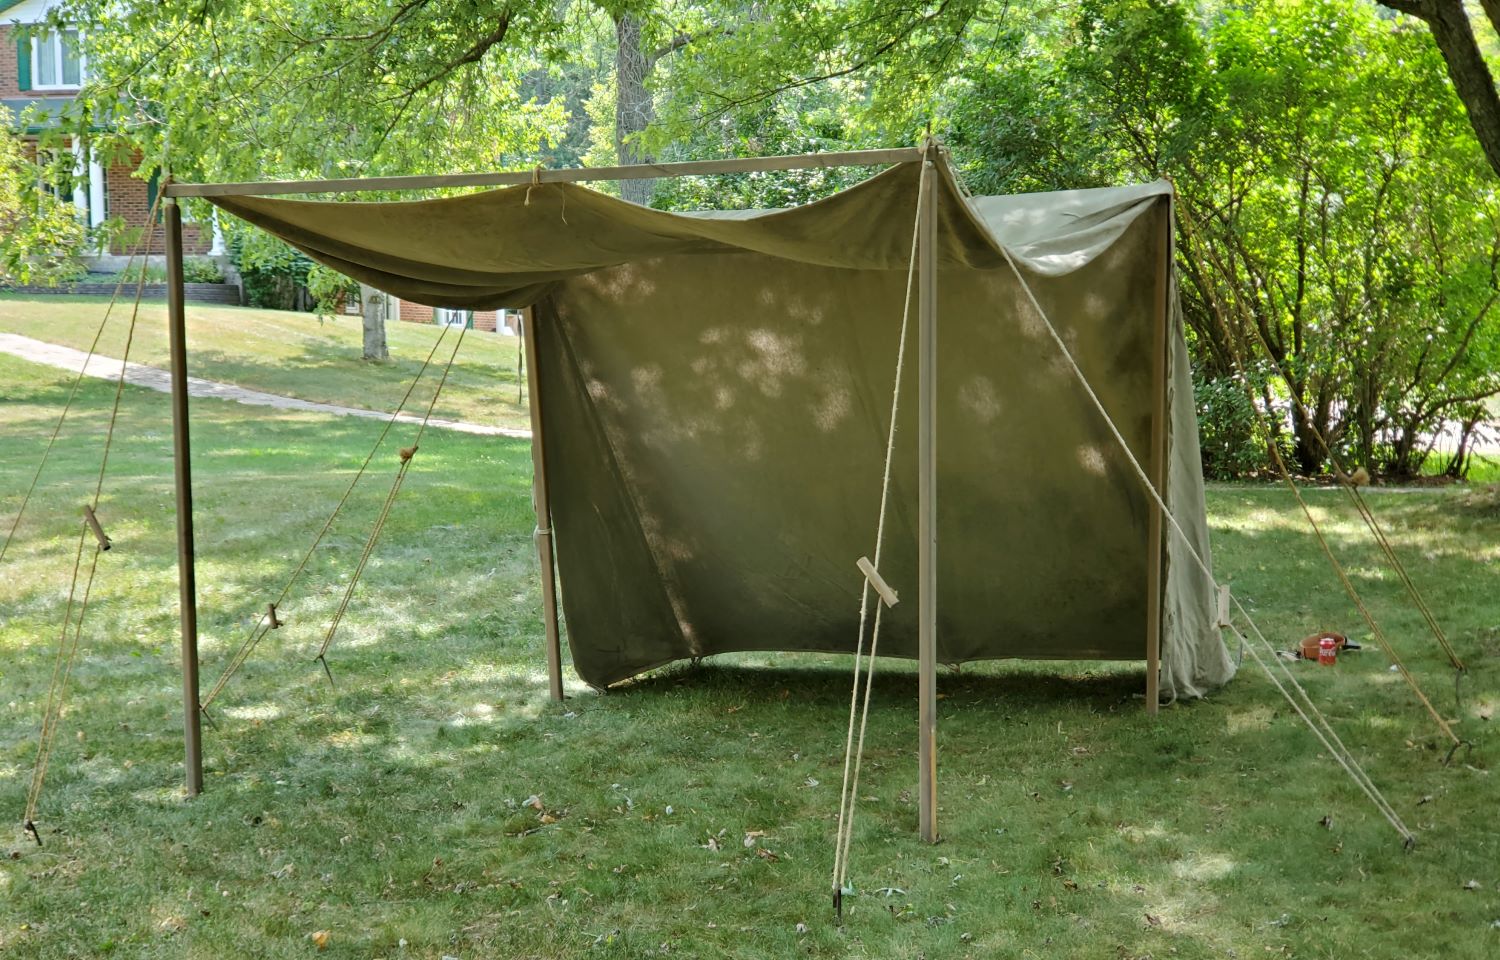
[0,350,1497,957]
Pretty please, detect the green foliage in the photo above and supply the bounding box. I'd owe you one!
[1193,372,1267,480]
[229,231,313,311]
[184,256,225,284]
[116,261,166,284]
[945,0,1500,479]
[62,0,574,184]
[306,263,360,317]
[116,257,223,285]
[0,130,90,287]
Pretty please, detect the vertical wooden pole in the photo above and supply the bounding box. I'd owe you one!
[917,156,939,843]
[523,307,565,702]
[166,198,203,794]
[1144,197,1171,715]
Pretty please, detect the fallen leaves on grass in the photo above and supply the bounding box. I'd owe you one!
[309,929,330,950]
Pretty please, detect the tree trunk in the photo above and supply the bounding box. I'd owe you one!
[1381,1,1500,178]
[614,13,656,206]
[1291,404,1324,476]
[360,283,389,362]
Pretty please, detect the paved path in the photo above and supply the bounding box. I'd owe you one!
[0,333,531,439]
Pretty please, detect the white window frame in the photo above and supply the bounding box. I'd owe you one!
[434,307,470,327]
[29,29,86,91]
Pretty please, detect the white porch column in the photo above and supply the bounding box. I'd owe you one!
[88,147,106,229]
[209,210,226,255]
[70,138,88,222]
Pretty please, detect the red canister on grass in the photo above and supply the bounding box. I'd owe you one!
[1318,636,1338,666]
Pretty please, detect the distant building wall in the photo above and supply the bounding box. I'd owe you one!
[105,154,210,255]
[396,300,504,332]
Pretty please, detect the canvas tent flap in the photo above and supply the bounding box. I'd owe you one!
[206,153,1234,700]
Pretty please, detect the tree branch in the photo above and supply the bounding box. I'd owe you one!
[384,11,513,105]
[1380,0,1500,177]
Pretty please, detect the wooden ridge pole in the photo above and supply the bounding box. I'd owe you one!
[522,308,565,702]
[163,148,925,199]
[166,198,204,794]
[1144,196,1171,714]
[917,154,939,843]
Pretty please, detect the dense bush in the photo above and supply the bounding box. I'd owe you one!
[228,233,313,311]
[183,257,224,284]
[1194,374,1265,481]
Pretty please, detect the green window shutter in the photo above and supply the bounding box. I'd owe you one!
[146,169,160,222]
[16,35,30,91]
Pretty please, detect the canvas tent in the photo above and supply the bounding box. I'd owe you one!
[158,148,1236,828]
[197,152,1233,698]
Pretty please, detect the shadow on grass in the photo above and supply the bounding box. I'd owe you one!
[614,658,1145,712]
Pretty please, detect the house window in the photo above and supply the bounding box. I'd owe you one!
[434,307,472,328]
[30,30,85,90]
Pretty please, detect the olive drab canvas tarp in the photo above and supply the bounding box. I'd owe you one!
[208,153,1236,700]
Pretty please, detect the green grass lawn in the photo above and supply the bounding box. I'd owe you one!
[1,341,1497,958]
[0,295,530,431]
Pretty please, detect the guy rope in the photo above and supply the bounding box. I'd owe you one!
[990,225,1418,848]
[831,154,925,919]
[1174,198,1466,753]
[20,192,161,842]
[200,321,469,712]
[313,321,469,684]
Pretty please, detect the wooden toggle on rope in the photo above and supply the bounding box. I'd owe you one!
[82,505,111,551]
[855,556,899,608]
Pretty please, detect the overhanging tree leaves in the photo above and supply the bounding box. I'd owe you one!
[1379,0,1500,178]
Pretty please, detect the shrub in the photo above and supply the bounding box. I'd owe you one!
[229,233,312,310]
[117,262,167,284]
[1194,373,1265,480]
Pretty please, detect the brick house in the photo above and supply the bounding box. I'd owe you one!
[393,300,519,334]
[2,0,210,257]
[327,289,518,335]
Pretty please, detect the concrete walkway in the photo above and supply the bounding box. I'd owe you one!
[0,333,532,439]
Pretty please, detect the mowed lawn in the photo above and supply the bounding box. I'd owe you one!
[0,305,1497,958]
[0,295,531,431]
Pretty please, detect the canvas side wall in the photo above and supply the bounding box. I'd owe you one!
[536,204,1213,689]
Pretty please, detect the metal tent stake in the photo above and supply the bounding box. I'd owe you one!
[917,157,939,844]
[523,307,565,702]
[166,198,204,795]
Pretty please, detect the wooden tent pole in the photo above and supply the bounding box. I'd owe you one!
[1144,197,1171,714]
[163,148,925,199]
[917,156,939,843]
[166,199,204,794]
[522,308,565,702]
